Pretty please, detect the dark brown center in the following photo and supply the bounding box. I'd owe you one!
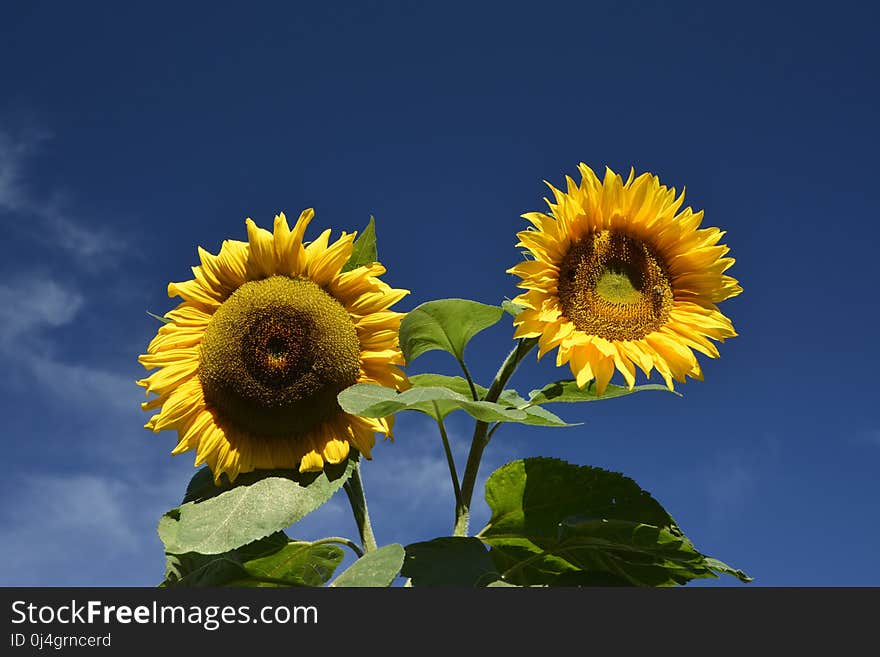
[557,230,673,341]
[199,275,361,438]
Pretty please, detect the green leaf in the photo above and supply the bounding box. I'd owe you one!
[162,532,288,587]
[402,537,501,587]
[701,556,753,583]
[338,383,528,423]
[408,373,477,393]
[341,216,378,273]
[158,460,355,555]
[528,379,679,405]
[550,517,748,586]
[329,544,405,587]
[407,374,574,427]
[496,388,578,427]
[162,551,243,587]
[241,542,344,587]
[399,299,503,364]
[479,458,751,586]
[162,534,345,587]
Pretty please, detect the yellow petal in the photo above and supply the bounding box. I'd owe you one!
[245,217,277,278]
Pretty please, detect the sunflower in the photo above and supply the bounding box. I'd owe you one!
[508,164,741,395]
[138,210,409,482]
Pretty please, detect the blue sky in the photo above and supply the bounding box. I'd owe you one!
[1,1,877,586]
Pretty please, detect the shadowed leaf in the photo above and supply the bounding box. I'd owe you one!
[403,537,501,587]
[479,458,751,586]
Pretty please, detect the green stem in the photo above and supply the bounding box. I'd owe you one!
[454,337,538,536]
[308,536,364,558]
[456,356,480,401]
[343,462,378,553]
[433,403,465,531]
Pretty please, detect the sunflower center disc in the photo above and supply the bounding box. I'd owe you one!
[557,230,674,341]
[198,275,361,438]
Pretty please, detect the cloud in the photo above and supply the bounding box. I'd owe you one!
[0,277,84,347]
[26,354,139,415]
[0,126,48,213]
[50,213,128,265]
[345,414,525,543]
[0,275,140,421]
[0,127,127,270]
[853,428,880,447]
[699,435,780,533]
[0,471,180,586]
[705,462,755,526]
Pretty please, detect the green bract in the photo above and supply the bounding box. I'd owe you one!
[340,216,378,272]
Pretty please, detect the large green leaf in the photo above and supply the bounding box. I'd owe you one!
[528,379,678,405]
[398,299,503,364]
[329,544,405,587]
[239,542,344,587]
[407,374,574,427]
[338,382,528,423]
[163,550,247,588]
[341,216,378,273]
[158,459,355,555]
[479,458,751,586]
[162,534,344,587]
[162,532,287,587]
[402,537,501,587]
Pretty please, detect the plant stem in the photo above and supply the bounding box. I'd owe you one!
[454,337,538,536]
[433,403,465,532]
[343,462,378,553]
[308,536,364,558]
[456,356,480,401]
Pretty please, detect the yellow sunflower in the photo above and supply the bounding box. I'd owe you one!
[508,164,741,395]
[138,210,409,482]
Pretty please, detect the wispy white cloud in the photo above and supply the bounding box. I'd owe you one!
[0,470,183,586]
[0,277,84,347]
[853,428,880,447]
[0,127,127,269]
[705,462,755,526]
[700,434,780,532]
[0,275,142,430]
[0,126,49,213]
[27,354,139,416]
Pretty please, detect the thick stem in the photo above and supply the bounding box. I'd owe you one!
[454,337,538,536]
[343,463,378,553]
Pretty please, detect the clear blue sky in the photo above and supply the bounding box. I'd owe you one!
[1,1,877,586]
